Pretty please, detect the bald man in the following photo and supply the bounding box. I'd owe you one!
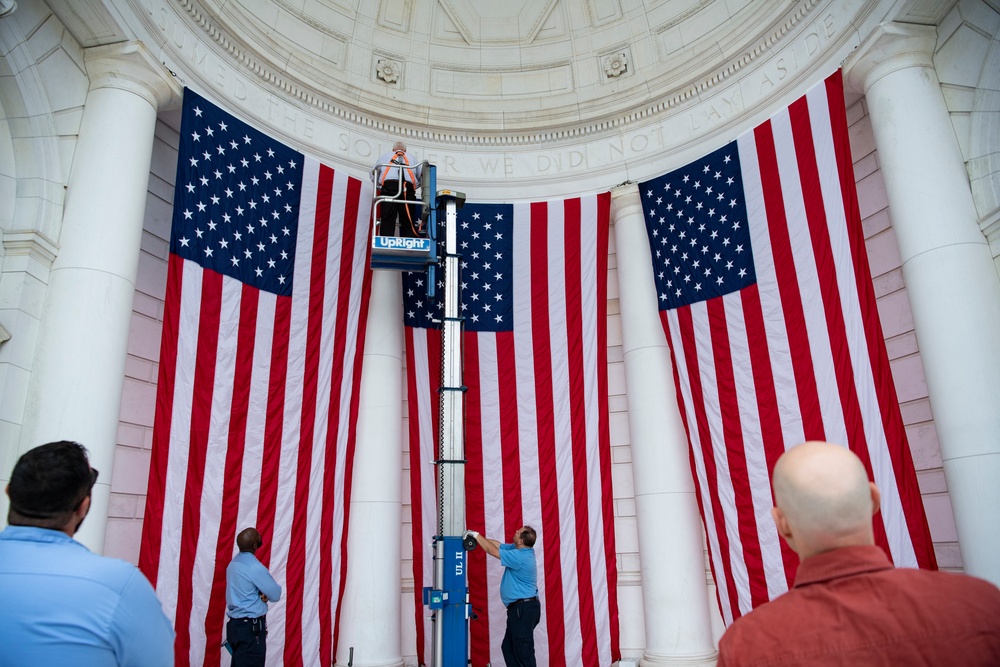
[225,527,281,666]
[718,441,1000,666]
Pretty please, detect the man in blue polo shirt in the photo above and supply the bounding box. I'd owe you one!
[225,526,282,666]
[467,525,540,667]
[0,440,174,666]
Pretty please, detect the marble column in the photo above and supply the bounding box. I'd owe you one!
[611,184,717,666]
[336,269,405,667]
[845,23,1000,586]
[14,41,181,553]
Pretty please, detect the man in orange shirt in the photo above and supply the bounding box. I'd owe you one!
[718,441,1000,666]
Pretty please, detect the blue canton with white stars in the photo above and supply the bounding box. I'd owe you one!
[403,203,514,332]
[171,89,303,296]
[639,141,756,311]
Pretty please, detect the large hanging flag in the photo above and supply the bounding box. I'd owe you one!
[139,88,373,666]
[404,196,620,666]
[638,70,936,625]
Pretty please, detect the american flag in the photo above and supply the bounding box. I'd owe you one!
[639,70,936,625]
[404,196,621,666]
[139,88,373,666]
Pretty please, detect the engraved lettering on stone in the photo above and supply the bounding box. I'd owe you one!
[688,89,743,131]
[354,139,373,158]
[609,138,625,161]
[480,158,503,175]
[758,14,836,95]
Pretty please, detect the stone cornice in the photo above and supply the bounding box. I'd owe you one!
[85,40,184,111]
[842,21,937,94]
[2,229,59,266]
[156,0,828,147]
[981,208,1000,258]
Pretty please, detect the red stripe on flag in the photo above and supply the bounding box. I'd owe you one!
[707,297,769,608]
[676,304,742,616]
[496,330,522,538]
[256,295,292,566]
[319,173,359,665]
[660,311,729,615]
[203,284,261,664]
[593,192,621,662]
[739,284,798,588]
[140,252,186,586]
[562,199,600,666]
[284,163,334,664]
[174,270,223,664]
[464,335,493,660]
[754,121,826,441]
[403,326,428,662]
[408,326,443,663]
[823,74,937,570]
[787,95,892,555]
[529,202,567,666]
[331,184,373,659]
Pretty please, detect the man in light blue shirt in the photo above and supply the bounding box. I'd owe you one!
[226,526,282,666]
[0,441,174,666]
[468,525,540,667]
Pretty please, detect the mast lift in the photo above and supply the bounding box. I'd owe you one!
[370,160,471,667]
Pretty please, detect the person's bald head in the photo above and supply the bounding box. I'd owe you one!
[393,141,406,152]
[771,441,880,559]
[236,527,263,553]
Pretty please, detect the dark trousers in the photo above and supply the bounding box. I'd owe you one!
[378,179,421,237]
[501,597,540,667]
[226,616,267,667]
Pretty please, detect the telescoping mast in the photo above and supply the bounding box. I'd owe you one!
[370,159,472,667]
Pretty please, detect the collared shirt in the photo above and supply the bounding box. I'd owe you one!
[718,545,1000,666]
[0,525,174,667]
[226,551,282,619]
[498,543,537,607]
[371,150,422,187]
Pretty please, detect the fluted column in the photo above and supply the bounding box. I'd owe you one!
[337,270,405,667]
[13,41,181,553]
[845,23,1000,586]
[611,184,717,665]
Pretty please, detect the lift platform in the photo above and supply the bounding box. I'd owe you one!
[370,159,435,272]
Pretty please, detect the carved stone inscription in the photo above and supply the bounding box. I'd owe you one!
[137,0,852,186]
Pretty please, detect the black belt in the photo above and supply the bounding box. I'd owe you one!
[230,615,266,635]
[507,596,538,609]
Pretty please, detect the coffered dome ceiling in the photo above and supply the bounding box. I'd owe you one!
[155,0,851,139]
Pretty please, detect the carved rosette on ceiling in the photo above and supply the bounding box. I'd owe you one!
[152,0,843,147]
[376,59,401,85]
[604,52,628,78]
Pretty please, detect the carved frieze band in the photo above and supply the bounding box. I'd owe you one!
[166,0,823,146]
